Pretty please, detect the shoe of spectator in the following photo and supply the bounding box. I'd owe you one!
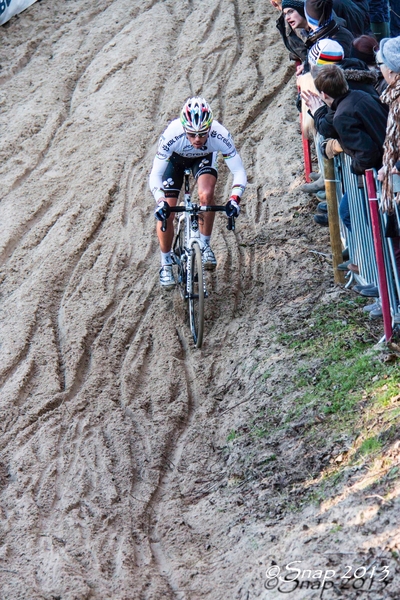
[309,172,321,181]
[317,201,328,213]
[360,286,379,298]
[337,260,352,271]
[369,306,383,319]
[363,301,381,313]
[314,213,329,226]
[353,283,375,293]
[299,176,325,194]
[316,190,326,200]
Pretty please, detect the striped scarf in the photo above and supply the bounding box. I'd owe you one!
[381,76,400,212]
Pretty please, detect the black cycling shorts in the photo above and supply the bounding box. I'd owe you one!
[162,152,218,198]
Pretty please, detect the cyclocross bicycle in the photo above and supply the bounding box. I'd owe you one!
[160,169,235,349]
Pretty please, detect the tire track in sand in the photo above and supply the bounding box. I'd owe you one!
[144,326,202,600]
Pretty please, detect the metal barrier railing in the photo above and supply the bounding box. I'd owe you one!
[330,154,400,342]
[334,155,379,288]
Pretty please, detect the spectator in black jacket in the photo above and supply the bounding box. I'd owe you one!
[304,0,354,58]
[332,0,370,37]
[303,65,388,266]
[309,64,388,174]
[274,0,366,67]
[277,0,309,63]
[299,39,382,199]
[304,39,382,141]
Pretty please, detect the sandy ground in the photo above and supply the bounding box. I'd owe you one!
[1,1,399,599]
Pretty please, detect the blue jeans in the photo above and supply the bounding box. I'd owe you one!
[390,0,400,35]
[369,0,390,21]
[339,192,351,231]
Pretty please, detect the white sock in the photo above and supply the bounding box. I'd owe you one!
[200,233,211,246]
[161,251,173,266]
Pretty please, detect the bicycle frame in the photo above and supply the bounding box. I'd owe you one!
[161,169,234,346]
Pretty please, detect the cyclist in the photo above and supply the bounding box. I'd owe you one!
[149,97,247,289]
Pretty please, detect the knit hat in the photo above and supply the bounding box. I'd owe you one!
[308,39,344,66]
[351,35,379,65]
[380,36,400,73]
[282,0,305,17]
[305,0,333,27]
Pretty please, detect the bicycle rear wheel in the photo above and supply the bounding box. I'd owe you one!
[189,242,204,348]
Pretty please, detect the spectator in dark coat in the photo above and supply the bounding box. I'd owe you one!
[304,40,382,140]
[277,0,309,62]
[332,0,370,37]
[307,64,388,174]
[304,0,354,58]
[274,0,366,66]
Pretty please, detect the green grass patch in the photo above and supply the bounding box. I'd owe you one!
[358,436,383,456]
[227,430,237,443]
[276,298,400,416]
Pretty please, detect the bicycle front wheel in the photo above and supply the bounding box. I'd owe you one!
[189,242,204,348]
[174,224,187,300]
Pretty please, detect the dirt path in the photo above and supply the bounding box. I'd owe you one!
[1,1,399,599]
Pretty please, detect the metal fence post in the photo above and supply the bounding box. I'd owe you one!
[365,169,393,342]
[300,112,312,183]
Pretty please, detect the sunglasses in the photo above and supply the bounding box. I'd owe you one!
[186,131,209,139]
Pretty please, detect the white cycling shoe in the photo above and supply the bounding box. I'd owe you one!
[202,244,217,270]
[159,265,175,289]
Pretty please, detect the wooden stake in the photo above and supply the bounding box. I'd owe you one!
[324,157,345,284]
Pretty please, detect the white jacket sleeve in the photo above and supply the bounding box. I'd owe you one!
[224,152,247,198]
[149,155,168,202]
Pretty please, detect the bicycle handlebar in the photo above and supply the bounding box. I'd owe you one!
[168,205,228,213]
[160,204,235,232]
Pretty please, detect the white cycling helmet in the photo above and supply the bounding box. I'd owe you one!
[180,97,213,134]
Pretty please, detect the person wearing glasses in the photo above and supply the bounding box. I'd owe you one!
[377,36,400,199]
[149,97,247,289]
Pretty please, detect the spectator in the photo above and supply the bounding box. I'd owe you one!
[307,39,382,141]
[390,0,400,37]
[274,0,367,67]
[332,0,370,37]
[377,36,400,211]
[351,35,387,94]
[375,36,400,306]
[369,0,390,41]
[298,39,381,196]
[311,65,388,174]
[277,0,309,62]
[304,0,354,58]
[303,64,388,231]
[310,39,379,97]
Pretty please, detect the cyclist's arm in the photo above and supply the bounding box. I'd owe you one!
[149,154,169,202]
[223,151,247,198]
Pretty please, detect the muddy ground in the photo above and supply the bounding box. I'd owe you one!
[0,1,399,599]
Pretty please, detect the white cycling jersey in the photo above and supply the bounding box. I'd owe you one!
[149,119,247,202]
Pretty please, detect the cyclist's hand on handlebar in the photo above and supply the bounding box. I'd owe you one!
[226,196,240,218]
[154,199,171,221]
